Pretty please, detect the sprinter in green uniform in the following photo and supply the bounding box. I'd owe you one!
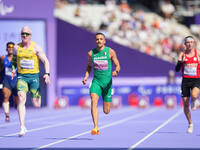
[82,33,120,135]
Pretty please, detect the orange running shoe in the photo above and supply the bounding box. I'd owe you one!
[91,128,100,135]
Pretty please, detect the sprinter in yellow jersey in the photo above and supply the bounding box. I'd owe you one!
[11,26,50,136]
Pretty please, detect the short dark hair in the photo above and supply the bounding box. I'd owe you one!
[95,32,105,38]
[6,41,15,48]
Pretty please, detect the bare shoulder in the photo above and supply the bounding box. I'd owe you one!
[0,55,5,60]
[34,42,42,50]
[34,42,43,54]
[109,48,116,56]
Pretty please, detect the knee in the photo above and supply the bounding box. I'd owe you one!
[3,98,9,102]
[17,92,25,103]
[91,97,98,106]
[3,93,10,101]
[183,101,189,108]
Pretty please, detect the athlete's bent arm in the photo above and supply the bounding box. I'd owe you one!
[34,43,50,84]
[110,49,120,77]
[11,45,18,79]
[82,51,92,85]
[175,51,183,72]
[0,56,5,72]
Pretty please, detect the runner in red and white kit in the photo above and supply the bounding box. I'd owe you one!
[175,36,200,133]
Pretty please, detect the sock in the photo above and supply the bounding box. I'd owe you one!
[3,102,9,114]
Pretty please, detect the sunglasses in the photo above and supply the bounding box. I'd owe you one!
[21,32,31,36]
[7,45,14,48]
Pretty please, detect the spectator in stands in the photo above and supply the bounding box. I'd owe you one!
[159,0,175,19]
[120,0,131,13]
[55,1,197,63]
[167,69,175,85]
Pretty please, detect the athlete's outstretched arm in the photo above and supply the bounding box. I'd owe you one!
[34,43,50,84]
[110,48,120,77]
[82,51,92,85]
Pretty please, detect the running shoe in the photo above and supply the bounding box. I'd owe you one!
[5,116,10,122]
[191,100,199,111]
[91,128,100,135]
[19,126,27,137]
[187,124,193,133]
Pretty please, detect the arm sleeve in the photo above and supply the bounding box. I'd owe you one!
[175,61,183,72]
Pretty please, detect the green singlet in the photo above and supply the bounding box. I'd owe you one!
[90,46,112,102]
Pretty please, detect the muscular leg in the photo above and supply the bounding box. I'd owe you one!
[32,98,41,107]
[191,87,199,100]
[183,97,192,125]
[2,87,11,119]
[17,91,27,127]
[103,101,111,114]
[13,95,18,108]
[191,87,200,110]
[91,93,99,129]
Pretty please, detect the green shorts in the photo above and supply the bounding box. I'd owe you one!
[17,73,41,98]
[90,78,112,102]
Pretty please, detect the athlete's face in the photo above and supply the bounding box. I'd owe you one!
[95,34,106,48]
[21,28,32,43]
[185,40,195,51]
[6,44,14,55]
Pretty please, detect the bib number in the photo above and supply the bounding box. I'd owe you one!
[184,66,197,76]
[20,59,34,69]
[94,60,108,71]
[5,67,12,76]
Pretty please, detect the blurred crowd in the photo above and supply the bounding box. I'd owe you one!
[55,0,200,63]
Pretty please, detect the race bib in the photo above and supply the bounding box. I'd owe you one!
[94,60,108,71]
[5,67,12,76]
[184,66,197,76]
[20,59,34,69]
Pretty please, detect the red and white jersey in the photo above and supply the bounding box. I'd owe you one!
[182,49,200,78]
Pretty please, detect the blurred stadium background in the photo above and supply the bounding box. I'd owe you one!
[1,0,200,109]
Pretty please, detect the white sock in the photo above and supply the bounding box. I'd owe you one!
[3,102,9,114]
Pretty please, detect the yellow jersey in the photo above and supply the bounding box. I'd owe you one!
[17,41,39,74]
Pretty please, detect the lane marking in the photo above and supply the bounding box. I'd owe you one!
[35,108,157,149]
[128,109,183,150]
[0,107,133,128]
[0,106,135,139]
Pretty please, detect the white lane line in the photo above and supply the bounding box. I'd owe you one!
[128,109,183,150]
[35,108,157,149]
[0,106,134,139]
[0,109,90,128]
[0,107,133,128]
[0,116,92,139]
